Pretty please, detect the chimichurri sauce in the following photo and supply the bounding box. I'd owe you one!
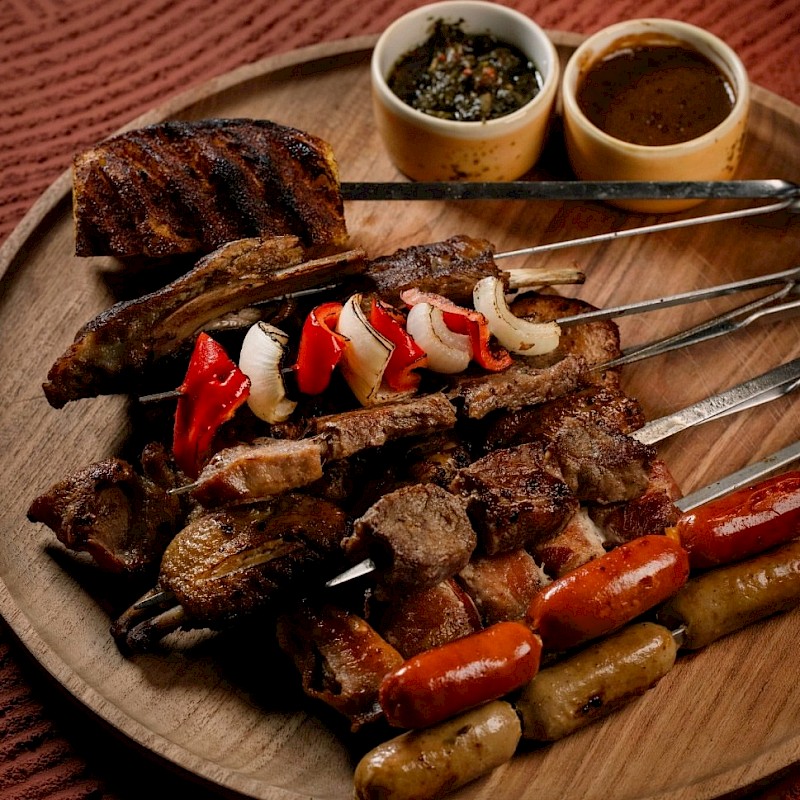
[387,19,543,122]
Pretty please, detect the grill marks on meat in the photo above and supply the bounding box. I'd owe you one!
[156,494,349,627]
[73,119,348,258]
[344,484,477,593]
[276,602,403,731]
[43,238,366,407]
[359,235,502,307]
[27,444,184,575]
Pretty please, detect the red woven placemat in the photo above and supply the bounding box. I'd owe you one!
[1,1,798,798]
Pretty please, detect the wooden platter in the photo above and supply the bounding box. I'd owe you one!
[1,32,799,800]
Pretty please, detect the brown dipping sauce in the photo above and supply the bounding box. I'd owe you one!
[575,40,736,146]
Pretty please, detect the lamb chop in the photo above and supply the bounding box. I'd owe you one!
[72,119,348,258]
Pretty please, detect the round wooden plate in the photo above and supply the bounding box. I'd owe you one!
[1,33,799,800]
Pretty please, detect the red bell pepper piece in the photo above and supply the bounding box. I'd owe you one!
[368,298,428,391]
[172,332,251,479]
[292,301,348,395]
[400,288,512,372]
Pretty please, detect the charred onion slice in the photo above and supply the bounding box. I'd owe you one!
[336,294,411,406]
[473,277,561,355]
[405,302,471,374]
[239,322,297,423]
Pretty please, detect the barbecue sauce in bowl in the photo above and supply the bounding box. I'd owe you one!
[575,40,736,146]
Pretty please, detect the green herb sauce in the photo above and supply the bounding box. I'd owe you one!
[388,19,543,122]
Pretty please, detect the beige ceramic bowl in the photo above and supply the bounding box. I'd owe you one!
[562,18,751,212]
[371,1,559,182]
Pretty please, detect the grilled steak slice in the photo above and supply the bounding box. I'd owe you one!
[511,293,622,384]
[190,437,327,507]
[27,446,183,575]
[548,417,654,504]
[276,602,403,731]
[43,238,365,407]
[450,443,578,554]
[481,384,645,454]
[73,119,348,257]
[345,484,477,592]
[590,459,683,545]
[447,353,587,420]
[159,494,349,626]
[360,235,502,307]
[310,391,457,460]
[374,579,482,658]
[457,549,550,626]
[531,508,607,578]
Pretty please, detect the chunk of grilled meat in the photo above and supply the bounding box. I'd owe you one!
[447,353,588,420]
[43,238,365,407]
[28,443,184,575]
[373,578,483,659]
[450,443,579,555]
[358,235,503,307]
[457,549,550,626]
[531,508,607,578]
[481,384,645,454]
[589,459,683,545]
[276,601,404,731]
[343,484,477,593]
[73,119,348,258]
[547,417,654,504]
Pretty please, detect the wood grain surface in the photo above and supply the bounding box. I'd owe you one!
[1,35,799,800]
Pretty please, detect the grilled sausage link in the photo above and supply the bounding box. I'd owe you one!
[379,621,541,729]
[516,622,677,741]
[659,538,800,649]
[526,534,690,652]
[354,700,521,800]
[668,471,800,569]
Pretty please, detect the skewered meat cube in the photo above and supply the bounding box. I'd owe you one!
[531,508,607,578]
[450,443,578,554]
[457,549,550,625]
[373,579,483,658]
[72,119,348,258]
[276,601,403,731]
[27,444,183,575]
[547,417,654,504]
[343,484,477,593]
[590,459,683,544]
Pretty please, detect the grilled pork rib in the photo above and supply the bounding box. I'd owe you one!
[73,119,348,258]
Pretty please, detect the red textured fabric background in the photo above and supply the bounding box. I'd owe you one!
[1,1,798,798]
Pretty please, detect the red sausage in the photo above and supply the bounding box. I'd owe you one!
[379,621,542,729]
[668,471,800,569]
[526,534,689,652]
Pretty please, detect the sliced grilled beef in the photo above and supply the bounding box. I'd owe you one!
[447,353,587,420]
[359,235,502,307]
[73,119,348,258]
[310,391,457,460]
